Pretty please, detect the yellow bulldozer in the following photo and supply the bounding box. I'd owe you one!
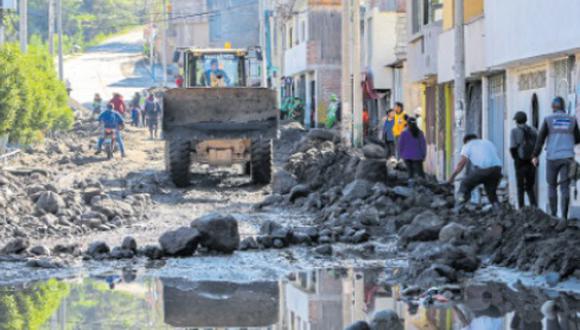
[162,48,278,187]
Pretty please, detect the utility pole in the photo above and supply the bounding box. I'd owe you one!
[351,0,362,147]
[453,0,466,164]
[48,0,54,55]
[161,0,168,86]
[259,0,268,88]
[19,0,27,52]
[340,0,352,146]
[57,0,63,80]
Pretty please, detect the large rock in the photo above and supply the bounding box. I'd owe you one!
[1,239,30,255]
[159,226,201,257]
[190,213,239,253]
[121,236,138,253]
[288,184,310,203]
[92,199,134,219]
[439,222,466,243]
[399,211,445,242]
[142,245,164,260]
[86,241,110,257]
[369,309,403,330]
[362,144,386,159]
[272,170,298,195]
[30,245,51,256]
[306,128,340,142]
[355,159,387,182]
[35,191,65,214]
[342,180,373,201]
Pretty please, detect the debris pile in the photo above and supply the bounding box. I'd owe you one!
[267,128,580,285]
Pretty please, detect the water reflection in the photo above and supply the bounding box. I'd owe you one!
[0,267,577,329]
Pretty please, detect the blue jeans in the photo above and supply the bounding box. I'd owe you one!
[97,129,125,156]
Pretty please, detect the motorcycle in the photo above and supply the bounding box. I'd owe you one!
[103,128,116,160]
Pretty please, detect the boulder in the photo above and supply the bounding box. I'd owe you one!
[240,237,259,250]
[369,309,403,330]
[362,144,386,159]
[355,159,387,182]
[35,191,65,214]
[314,244,333,256]
[439,222,466,243]
[1,239,30,255]
[110,247,135,259]
[306,128,340,142]
[191,213,239,253]
[86,241,110,257]
[92,199,134,219]
[288,184,311,203]
[121,236,138,253]
[392,186,413,199]
[30,245,51,256]
[399,211,445,242]
[26,258,65,269]
[342,180,373,201]
[159,226,201,257]
[142,245,164,260]
[53,244,80,255]
[272,170,298,195]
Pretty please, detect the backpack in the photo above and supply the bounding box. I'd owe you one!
[519,126,536,160]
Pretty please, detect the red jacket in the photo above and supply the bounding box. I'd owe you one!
[110,97,126,114]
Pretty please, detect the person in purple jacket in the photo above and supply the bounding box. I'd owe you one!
[398,117,427,178]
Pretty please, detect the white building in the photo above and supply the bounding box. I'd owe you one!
[484,0,580,215]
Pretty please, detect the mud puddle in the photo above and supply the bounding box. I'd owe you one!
[1,265,578,329]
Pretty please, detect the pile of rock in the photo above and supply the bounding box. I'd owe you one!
[269,128,580,286]
[0,170,151,241]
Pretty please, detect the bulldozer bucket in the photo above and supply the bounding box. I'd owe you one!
[162,87,278,140]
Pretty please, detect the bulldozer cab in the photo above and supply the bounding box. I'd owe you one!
[182,49,262,88]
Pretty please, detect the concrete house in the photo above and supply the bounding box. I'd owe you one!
[484,0,580,215]
[279,0,342,128]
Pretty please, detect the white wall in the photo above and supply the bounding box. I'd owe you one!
[485,0,580,68]
[407,22,442,83]
[284,43,308,76]
[364,8,398,89]
[438,17,486,83]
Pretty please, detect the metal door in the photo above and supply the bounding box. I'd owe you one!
[488,74,506,166]
[467,81,482,136]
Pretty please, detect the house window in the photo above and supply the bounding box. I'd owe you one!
[411,0,421,34]
[412,0,442,34]
[301,21,306,43]
[289,27,293,48]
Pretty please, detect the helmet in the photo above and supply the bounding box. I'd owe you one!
[513,111,527,124]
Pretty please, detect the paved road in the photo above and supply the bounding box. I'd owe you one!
[64,30,156,107]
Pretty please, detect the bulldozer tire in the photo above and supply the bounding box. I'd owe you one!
[251,139,273,184]
[165,139,191,188]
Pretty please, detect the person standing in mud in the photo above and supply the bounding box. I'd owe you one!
[382,109,396,159]
[532,96,580,220]
[448,134,503,210]
[392,102,408,159]
[510,111,538,209]
[144,95,161,139]
[398,117,426,179]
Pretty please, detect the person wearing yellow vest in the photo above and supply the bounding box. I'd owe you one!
[392,102,408,159]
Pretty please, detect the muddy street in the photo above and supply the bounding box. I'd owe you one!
[1,32,579,330]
